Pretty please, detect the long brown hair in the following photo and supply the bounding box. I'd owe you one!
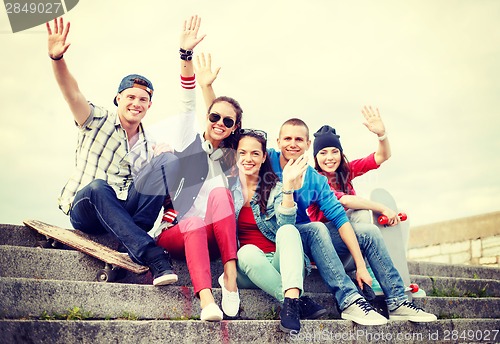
[238,130,279,214]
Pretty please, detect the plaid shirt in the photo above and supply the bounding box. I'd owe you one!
[58,104,152,214]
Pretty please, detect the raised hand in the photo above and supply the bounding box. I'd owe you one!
[361,105,386,136]
[46,17,71,60]
[194,53,221,88]
[282,154,309,191]
[180,15,206,51]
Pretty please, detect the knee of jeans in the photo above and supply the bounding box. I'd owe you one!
[179,217,206,236]
[355,223,384,243]
[314,224,332,242]
[276,224,299,242]
[78,179,113,200]
[86,179,110,192]
[347,209,372,223]
[237,244,262,270]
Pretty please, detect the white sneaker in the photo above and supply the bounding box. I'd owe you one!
[341,298,388,326]
[218,273,240,317]
[200,302,223,322]
[389,301,437,322]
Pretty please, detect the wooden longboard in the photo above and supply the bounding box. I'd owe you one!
[23,219,149,280]
[369,189,413,299]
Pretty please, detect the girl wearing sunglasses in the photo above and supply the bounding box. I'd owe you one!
[153,17,243,322]
[228,129,326,333]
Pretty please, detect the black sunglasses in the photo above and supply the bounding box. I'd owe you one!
[240,129,267,140]
[208,113,235,128]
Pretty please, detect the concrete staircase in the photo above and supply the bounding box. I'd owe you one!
[1,223,499,343]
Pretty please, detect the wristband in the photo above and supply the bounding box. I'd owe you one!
[282,189,294,195]
[180,54,193,61]
[377,132,388,141]
[49,54,63,61]
[179,48,193,55]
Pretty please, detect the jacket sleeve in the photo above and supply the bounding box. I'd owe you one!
[273,183,297,226]
[316,174,349,230]
[175,78,197,151]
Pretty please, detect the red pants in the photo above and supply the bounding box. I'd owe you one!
[156,187,237,294]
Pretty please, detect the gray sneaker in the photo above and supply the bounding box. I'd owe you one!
[389,301,437,322]
[341,298,388,326]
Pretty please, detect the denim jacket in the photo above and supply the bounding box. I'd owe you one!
[230,177,312,272]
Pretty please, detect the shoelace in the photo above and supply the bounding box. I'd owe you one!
[355,298,375,315]
[399,301,422,311]
[283,300,300,317]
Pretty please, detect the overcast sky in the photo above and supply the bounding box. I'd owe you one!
[1,0,499,229]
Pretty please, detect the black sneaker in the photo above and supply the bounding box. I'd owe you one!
[145,247,178,286]
[298,295,327,319]
[280,297,301,334]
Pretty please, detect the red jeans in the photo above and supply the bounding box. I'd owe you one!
[156,187,237,294]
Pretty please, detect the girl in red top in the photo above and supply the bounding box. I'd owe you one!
[308,106,399,226]
[308,106,400,292]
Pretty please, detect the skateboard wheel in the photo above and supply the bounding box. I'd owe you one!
[409,283,419,293]
[96,268,117,283]
[399,213,408,221]
[377,215,389,225]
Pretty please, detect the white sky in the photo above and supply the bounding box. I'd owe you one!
[1,0,499,229]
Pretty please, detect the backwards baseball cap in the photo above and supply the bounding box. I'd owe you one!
[313,125,343,156]
[113,74,154,106]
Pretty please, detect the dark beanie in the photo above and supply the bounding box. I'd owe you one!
[313,125,343,156]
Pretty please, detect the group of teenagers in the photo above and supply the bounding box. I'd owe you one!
[47,15,437,333]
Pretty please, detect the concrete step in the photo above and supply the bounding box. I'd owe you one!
[0,224,121,249]
[2,245,499,298]
[411,275,500,298]
[3,223,500,281]
[1,319,499,344]
[408,261,500,280]
[0,224,500,280]
[1,277,499,321]
[0,277,335,321]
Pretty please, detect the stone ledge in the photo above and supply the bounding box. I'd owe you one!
[1,319,499,344]
[410,211,500,248]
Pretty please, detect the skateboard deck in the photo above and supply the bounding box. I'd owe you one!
[23,219,149,282]
[369,188,413,299]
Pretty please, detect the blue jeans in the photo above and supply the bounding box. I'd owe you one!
[296,222,361,310]
[70,152,179,265]
[236,224,305,303]
[324,220,408,311]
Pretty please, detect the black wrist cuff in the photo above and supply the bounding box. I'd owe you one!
[179,48,193,55]
[50,54,64,61]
